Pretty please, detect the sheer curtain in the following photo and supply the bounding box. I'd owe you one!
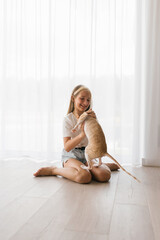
[140,0,160,166]
[0,0,159,166]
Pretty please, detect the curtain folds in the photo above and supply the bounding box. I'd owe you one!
[141,0,160,166]
[0,0,159,166]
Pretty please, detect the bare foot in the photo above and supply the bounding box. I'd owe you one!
[104,163,120,171]
[33,167,57,177]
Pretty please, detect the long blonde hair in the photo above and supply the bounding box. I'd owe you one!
[67,85,92,114]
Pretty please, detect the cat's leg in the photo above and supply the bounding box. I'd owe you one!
[93,157,102,167]
[81,154,92,170]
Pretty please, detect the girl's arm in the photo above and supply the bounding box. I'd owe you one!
[63,123,85,152]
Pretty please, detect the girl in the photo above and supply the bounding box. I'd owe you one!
[34,85,119,183]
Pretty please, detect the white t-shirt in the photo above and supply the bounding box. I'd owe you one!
[63,112,88,148]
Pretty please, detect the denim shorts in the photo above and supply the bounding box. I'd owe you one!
[61,148,87,166]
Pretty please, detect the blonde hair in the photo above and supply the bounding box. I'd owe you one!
[67,85,92,114]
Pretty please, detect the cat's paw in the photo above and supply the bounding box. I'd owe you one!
[92,163,100,167]
[81,165,92,170]
[93,162,102,167]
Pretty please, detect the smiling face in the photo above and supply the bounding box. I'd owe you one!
[73,90,91,115]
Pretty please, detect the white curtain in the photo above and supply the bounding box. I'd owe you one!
[140,0,160,166]
[0,0,159,166]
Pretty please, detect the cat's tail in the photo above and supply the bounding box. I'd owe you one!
[104,153,141,183]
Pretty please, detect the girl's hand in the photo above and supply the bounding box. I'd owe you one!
[86,109,96,118]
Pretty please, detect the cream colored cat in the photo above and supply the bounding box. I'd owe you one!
[72,112,140,183]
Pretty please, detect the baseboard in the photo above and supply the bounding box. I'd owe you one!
[142,158,160,167]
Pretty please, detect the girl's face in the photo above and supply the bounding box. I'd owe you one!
[73,90,91,114]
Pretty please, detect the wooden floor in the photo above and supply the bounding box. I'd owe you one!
[0,159,160,240]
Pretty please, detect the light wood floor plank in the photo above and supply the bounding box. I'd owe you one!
[0,196,47,240]
[114,166,147,205]
[141,167,160,240]
[45,230,108,240]
[0,160,160,240]
[109,203,155,240]
[10,176,118,239]
[65,174,119,234]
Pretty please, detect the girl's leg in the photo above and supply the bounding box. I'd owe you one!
[91,158,119,171]
[89,160,112,182]
[33,158,92,184]
[104,162,120,171]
